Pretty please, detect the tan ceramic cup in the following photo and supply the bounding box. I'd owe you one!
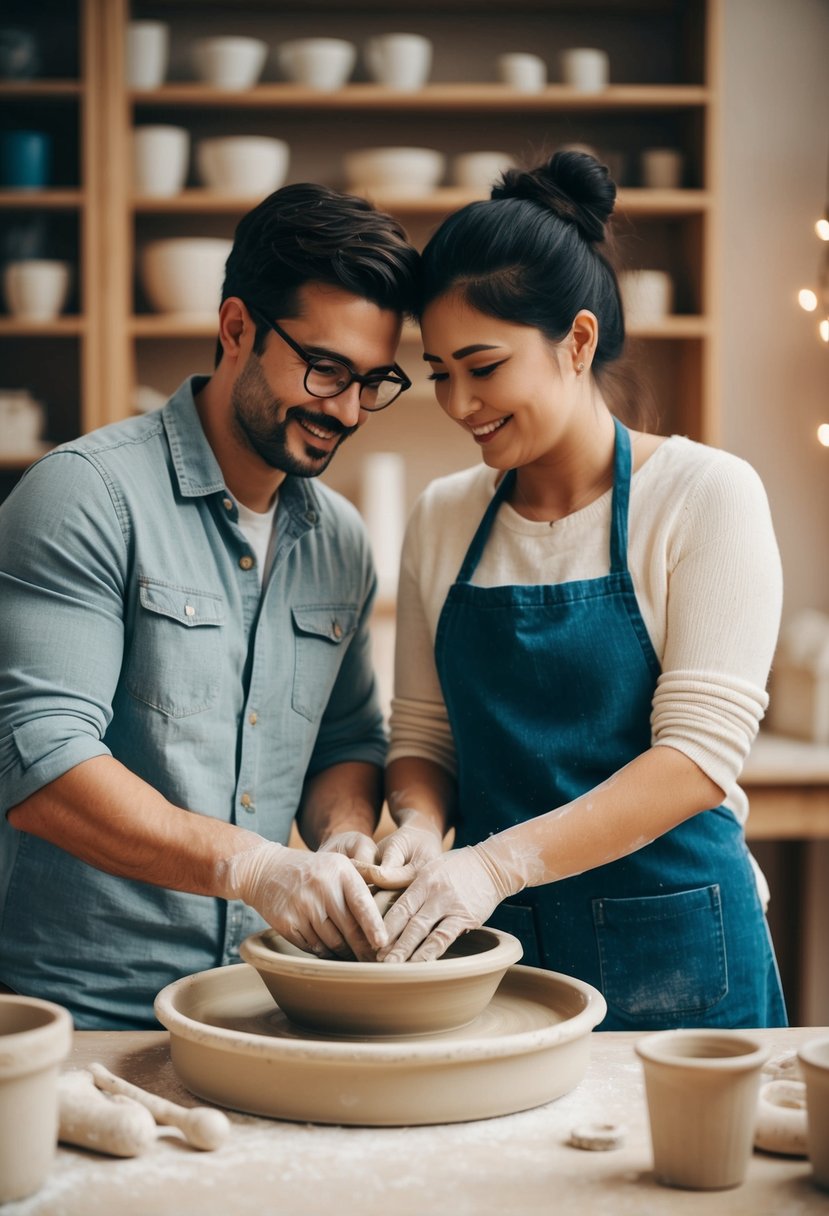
[635,1029,769,1190]
[798,1036,829,1190]
[0,995,73,1203]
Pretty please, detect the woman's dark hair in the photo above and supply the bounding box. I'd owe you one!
[215,182,419,365]
[419,149,626,377]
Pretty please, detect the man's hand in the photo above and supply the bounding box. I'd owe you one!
[377,844,515,963]
[221,840,387,961]
[318,830,379,869]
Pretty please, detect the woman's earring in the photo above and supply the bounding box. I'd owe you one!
[577,362,585,374]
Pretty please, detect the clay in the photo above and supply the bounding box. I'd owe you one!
[568,1122,626,1151]
[753,1079,808,1156]
[154,961,607,1126]
[90,1062,230,1150]
[58,1070,157,1157]
[240,926,523,1037]
[0,994,73,1204]
[798,1036,829,1189]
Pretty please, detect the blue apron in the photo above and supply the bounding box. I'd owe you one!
[435,418,786,1030]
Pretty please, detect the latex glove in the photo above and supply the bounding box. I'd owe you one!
[356,819,444,889]
[318,830,379,869]
[377,842,518,963]
[221,839,387,962]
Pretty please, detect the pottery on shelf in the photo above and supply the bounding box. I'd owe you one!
[138,237,232,317]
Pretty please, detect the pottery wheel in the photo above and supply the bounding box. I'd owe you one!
[155,963,606,1126]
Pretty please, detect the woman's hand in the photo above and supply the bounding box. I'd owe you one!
[356,814,444,889]
[377,844,515,962]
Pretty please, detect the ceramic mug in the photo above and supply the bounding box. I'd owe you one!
[365,33,432,91]
[132,125,190,197]
[496,52,546,93]
[0,389,45,453]
[560,47,610,92]
[636,1029,769,1190]
[619,269,674,324]
[191,36,268,90]
[0,130,51,189]
[641,147,684,190]
[0,995,73,1203]
[277,38,356,91]
[799,1036,829,1190]
[3,259,72,321]
[125,20,169,89]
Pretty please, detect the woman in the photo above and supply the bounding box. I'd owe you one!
[369,151,786,1029]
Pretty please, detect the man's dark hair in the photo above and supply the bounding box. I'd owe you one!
[216,182,419,365]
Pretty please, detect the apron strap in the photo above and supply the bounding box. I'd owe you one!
[455,416,633,584]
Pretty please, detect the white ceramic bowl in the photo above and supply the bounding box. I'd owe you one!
[138,237,232,316]
[240,925,523,1036]
[277,38,356,90]
[191,36,268,91]
[195,136,289,196]
[343,146,445,198]
[453,150,517,191]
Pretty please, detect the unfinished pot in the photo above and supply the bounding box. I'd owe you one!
[239,925,522,1036]
[0,995,73,1203]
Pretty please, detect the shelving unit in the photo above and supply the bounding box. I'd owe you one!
[1,0,720,510]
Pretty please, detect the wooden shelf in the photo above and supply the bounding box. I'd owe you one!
[0,81,83,100]
[0,189,86,209]
[132,187,712,217]
[0,317,86,336]
[401,317,710,345]
[131,83,710,112]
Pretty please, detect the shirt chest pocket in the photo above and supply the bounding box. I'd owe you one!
[125,579,225,718]
[291,604,359,722]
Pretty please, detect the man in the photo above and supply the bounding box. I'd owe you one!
[0,184,418,1028]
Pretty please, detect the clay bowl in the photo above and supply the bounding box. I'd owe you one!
[239,926,523,1037]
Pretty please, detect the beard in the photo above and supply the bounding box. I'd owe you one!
[230,354,356,478]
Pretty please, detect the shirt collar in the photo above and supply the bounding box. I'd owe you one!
[160,374,324,522]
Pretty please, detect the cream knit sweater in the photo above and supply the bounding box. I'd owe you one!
[388,435,783,831]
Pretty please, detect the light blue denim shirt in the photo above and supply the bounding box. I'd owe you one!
[0,376,386,1028]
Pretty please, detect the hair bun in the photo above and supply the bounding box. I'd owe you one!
[491,150,616,243]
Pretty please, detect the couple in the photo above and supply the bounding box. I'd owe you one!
[0,153,786,1031]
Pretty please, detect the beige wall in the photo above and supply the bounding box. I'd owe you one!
[721,0,829,1023]
[720,0,829,619]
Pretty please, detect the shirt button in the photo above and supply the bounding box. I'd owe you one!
[239,554,255,571]
[184,604,195,618]
[240,792,253,809]
[332,621,343,639]
[305,510,317,524]
[248,712,258,726]
[222,497,234,511]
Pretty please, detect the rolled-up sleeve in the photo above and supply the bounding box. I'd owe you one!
[0,452,127,814]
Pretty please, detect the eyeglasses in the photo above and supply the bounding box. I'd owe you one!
[247,304,411,411]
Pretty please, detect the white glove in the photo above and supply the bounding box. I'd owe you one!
[357,819,444,889]
[318,830,379,869]
[377,842,518,963]
[221,839,387,961]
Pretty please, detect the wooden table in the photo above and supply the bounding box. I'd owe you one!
[6,1027,827,1216]
[742,732,829,841]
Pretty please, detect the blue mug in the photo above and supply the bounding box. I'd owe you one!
[0,130,52,189]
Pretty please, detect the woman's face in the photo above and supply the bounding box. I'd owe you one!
[420,290,582,470]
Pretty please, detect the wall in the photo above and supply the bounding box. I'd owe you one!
[721,0,829,1023]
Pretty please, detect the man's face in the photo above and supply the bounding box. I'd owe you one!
[230,282,403,478]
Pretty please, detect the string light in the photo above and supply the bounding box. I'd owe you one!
[799,154,829,344]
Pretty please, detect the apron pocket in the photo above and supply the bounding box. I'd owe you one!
[592,884,727,1020]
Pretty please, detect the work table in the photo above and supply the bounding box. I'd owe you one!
[7,1026,827,1216]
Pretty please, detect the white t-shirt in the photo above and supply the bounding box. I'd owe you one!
[389,435,783,833]
[235,494,278,587]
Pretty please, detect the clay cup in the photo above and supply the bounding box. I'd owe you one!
[799,1036,829,1189]
[0,995,73,1203]
[635,1029,769,1190]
